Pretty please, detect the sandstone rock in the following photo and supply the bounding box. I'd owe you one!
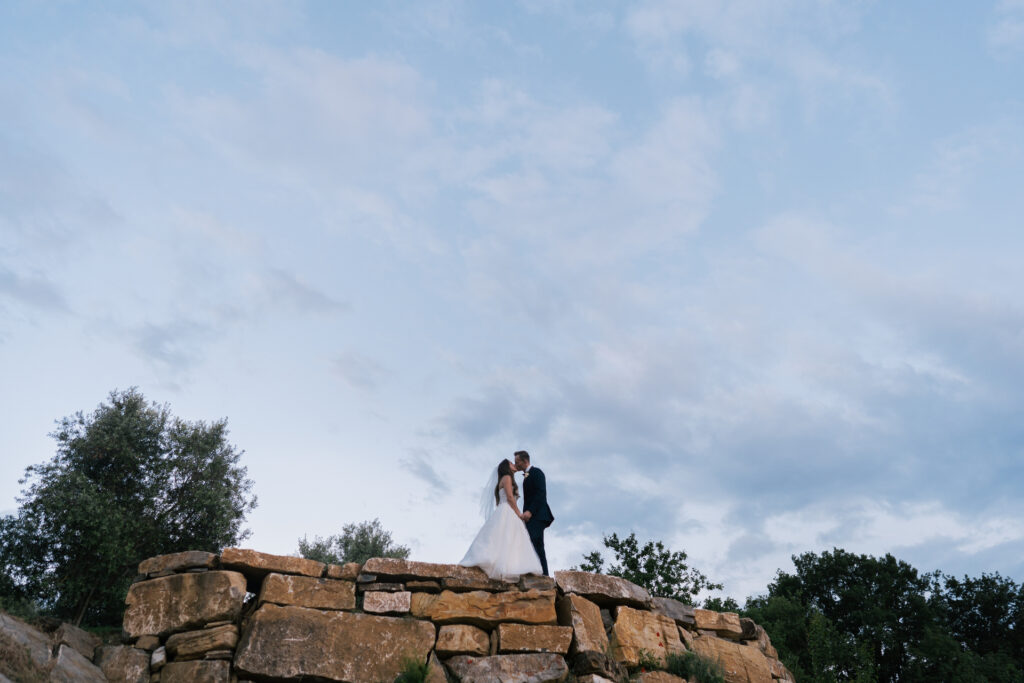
[426,651,448,683]
[220,547,324,583]
[203,649,233,659]
[139,551,218,577]
[326,562,361,580]
[123,571,246,638]
[136,635,160,651]
[357,581,405,592]
[554,570,651,608]
[754,625,778,659]
[634,672,687,683]
[54,621,101,661]
[51,643,107,682]
[691,635,773,683]
[498,624,573,654]
[437,624,490,657]
[0,611,51,670]
[693,609,744,639]
[520,575,557,591]
[160,660,230,683]
[739,617,758,640]
[608,606,685,668]
[445,575,515,592]
[235,603,436,683]
[650,596,696,627]
[165,624,238,660]
[577,676,616,683]
[363,557,487,582]
[678,625,694,648]
[96,645,150,683]
[445,653,569,683]
[556,593,608,655]
[411,589,557,628]
[600,609,614,633]
[571,651,627,680]
[363,590,411,614]
[408,580,442,592]
[258,572,356,610]
[151,646,166,670]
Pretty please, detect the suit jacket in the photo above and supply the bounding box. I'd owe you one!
[523,466,554,528]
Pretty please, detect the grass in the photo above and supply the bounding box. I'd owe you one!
[393,655,431,683]
[0,629,49,683]
[665,651,726,683]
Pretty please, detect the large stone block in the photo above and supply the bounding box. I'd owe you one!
[437,624,490,657]
[363,557,510,590]
[445,653,569,683]
[608,606,685,668]
[363,590,411,614]
[259,572,356,610]
[571,651,626,681]
[234,603,436,683]
[426,652,448,683]
[556,593,608,655]
[0,612,51,670]
[498,624,573,654]
[693,609,744,639]
[411,589,557,628]
[54,622,101,661]
[160,660,231,683]
[50,644,107,683]
[220,547,325,582]
[123,571,247,638]
[165,624,239,660]
[554,570,651,608]
[650,596,696,627]
[634,673,687,683]
[138,551,218,576]
[95,645,149,683]
[690,635,774,683]
[326,562,362,580]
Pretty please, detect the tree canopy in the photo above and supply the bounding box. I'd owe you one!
[0,388,257,625]
[298,518,411,566]
[577,532,723,604]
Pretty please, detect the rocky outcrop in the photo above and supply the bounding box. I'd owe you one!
[108,547,796,683]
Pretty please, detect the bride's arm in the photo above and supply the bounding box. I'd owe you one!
[501,475,524,519]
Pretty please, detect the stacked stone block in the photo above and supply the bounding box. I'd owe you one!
[119,548,796,683]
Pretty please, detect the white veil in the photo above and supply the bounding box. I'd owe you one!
[478,465,499,520]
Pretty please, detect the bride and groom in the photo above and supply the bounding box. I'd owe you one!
[459,450,554,580]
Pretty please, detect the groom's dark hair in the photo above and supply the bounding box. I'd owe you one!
[514,450,530,462]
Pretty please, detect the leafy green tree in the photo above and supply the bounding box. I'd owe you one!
[0,388,256,625]
[298,518,410,566]
[576,532,722,604]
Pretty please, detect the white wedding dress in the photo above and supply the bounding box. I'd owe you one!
[460,488,543,580]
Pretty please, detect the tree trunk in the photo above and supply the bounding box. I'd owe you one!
[73,585,95,627]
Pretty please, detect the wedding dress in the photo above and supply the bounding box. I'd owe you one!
[459,488,543,580]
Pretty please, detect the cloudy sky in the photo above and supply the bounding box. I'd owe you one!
[2,1,1023,601]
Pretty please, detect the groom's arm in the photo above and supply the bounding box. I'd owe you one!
[524,469,547,517]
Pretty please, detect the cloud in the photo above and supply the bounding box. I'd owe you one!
[989,0,1024,53]
[262,269,349,315]
[333,350,387,392]
[0,266,69,313]
[401,448,451,495]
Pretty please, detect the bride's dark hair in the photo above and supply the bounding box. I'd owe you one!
[494,459,519,506]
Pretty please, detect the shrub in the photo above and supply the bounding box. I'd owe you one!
[665,651,726,683]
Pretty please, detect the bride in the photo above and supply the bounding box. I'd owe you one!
[459,458,543,580]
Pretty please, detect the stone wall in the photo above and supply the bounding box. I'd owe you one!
[117,548,796,683]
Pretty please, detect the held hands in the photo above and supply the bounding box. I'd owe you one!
[522,511,532,522]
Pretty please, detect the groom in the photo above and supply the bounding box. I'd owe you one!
[514,450,553,576]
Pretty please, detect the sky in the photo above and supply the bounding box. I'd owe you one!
[2,0,1023,602]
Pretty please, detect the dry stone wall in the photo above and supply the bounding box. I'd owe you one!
[114,548,796,683]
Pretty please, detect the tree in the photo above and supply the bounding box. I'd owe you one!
[298,518,410,566]
[0,388,257,625]
[576,532,722,604]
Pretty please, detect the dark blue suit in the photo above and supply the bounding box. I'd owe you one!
[522,466,554,575]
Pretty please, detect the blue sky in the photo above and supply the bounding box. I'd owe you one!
[2,0,1023,601]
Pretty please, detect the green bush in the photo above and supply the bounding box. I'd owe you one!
[394,656,430,683]
[665,651,726,683]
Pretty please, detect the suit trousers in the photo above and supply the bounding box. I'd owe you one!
[525,517,549,576]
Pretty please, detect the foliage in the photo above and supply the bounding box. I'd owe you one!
[298,518,411,566]
[576,532,722,604]
[393,655,430,683]
[742,548,1024,683]
[0,388,257,626]
[665,651,726,683]
[703,595,740,612]
[634,648,662,672]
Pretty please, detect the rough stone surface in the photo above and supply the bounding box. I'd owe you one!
[693,609,744,639]
[445,575,515,592]
[411,589,557,628]
[425,652,448,683]
[54,621,102,661]
[326,562,361,580]
[165,624,239,660]
[571,651,627,680]
[135,635,160,651]
[498,624,573,654]
[577,676,616,683]
[123,570,247,638]
[740,617,758,640]
[151,646,166,671]
[51,643,108,683]
[363,590,412,614]
[161,660,230,683]
[96,645,150,683]
[691,635,774,683]
[139,551,218,577]
[258,572,356,610]
[220,547,325,581]
[408,580,442,592]
[357,582,405,593]
[519,575,557,591]
[445,653,569,683]
[556,593,608,655]
[235,603,436,683]
[437,624,490,657]
[678,625,694,648]
[364,557,486,581]
[609,606,685,667]
[554,570,651,608]
[634,673,687,683]
[650,596,697,627]
[0,611,52,670]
